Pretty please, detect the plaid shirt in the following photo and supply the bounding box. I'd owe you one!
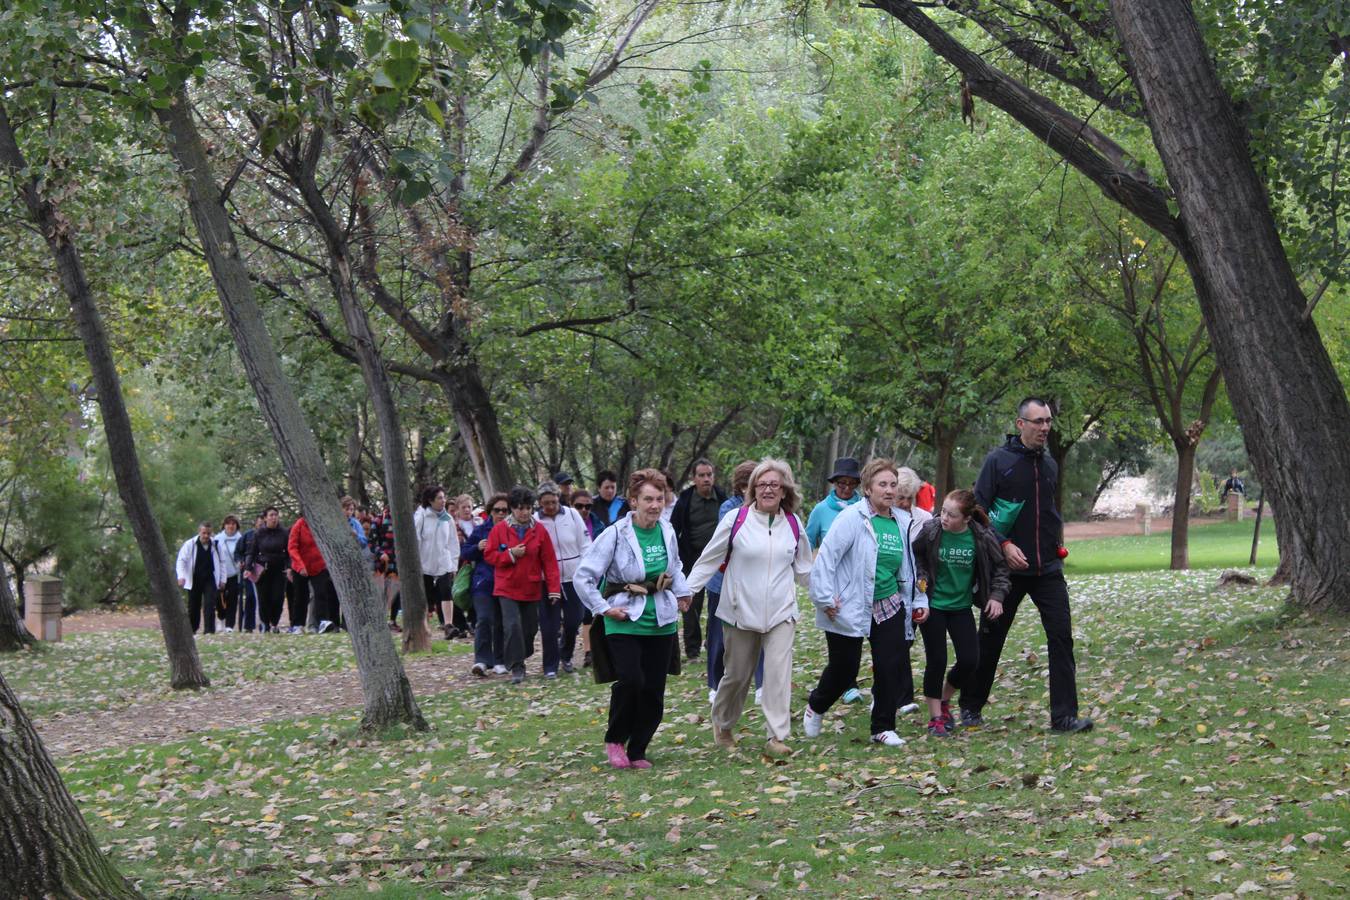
[873,590,904,624]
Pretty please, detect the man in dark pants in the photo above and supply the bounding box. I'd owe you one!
[963,397,1094,734]
[671,459,727,659]
[175,522,223,634]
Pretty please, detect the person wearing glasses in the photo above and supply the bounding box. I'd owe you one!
[461,493,510,676]
[485,486,562,684]
[574,468,694,769]
[685,459,813,758]
[962,397,1093,734]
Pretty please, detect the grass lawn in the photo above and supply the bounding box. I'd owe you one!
[15,571,1348,897]
[1065,520,1279,574]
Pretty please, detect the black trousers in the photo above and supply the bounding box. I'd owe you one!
[919,606,979,698]
[256,568,286,629]
[961,571,1080,722]
[605,631,674,761]
[185,583,217,634]
[219,575,240,628]
[681,589,706,657]
[499,597,540,673]
[310,569,340,628]
[424,574,447,626]
[288,573,311,630]
[808,612,907,734]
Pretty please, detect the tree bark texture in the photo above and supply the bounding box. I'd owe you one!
[0,561,35,653]
[931,423,962,499]
[153,90,426,729]
[0,667,141,898]
[0,101,208,685]
[1110,1,1350,611]
[1170,441,1197,570]
[291,152,433,654]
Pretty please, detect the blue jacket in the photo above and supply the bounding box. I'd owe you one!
[805,489,863,549]
[460,519,496,596]
[808,499,928,640]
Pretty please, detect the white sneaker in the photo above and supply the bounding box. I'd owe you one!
[492,665,508,675]
[221,626,233,634]
[471,662,487,677]
[288,625,303,634]
[871,730,906,747]
[754,688,763,706]
[708,688,717,705]
[318,620,333,634]
[802,706,823,738]
[899,702,920,715]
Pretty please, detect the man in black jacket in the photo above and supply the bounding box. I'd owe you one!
[671,459,727,659]
[964,397,1093,734]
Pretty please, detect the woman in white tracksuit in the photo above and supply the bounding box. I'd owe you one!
[686,458,813,758]
[415,486,461,633]
[802,458,929,747]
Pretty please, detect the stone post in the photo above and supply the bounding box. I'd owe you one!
[1136,503,1152,535]
[1226,492,1242,521]
[23,575,62,642]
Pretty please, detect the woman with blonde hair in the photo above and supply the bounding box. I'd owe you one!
[686,459,813,758]
[802,458,929,747]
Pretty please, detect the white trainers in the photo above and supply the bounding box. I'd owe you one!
[471,662,487,677]
[802,706,823,738]
[754,688,763,706]
[708,688,717,705]
[899,703,920,715]
[492,665,508,675]
[871,730,906,747]
[317,620,334,634]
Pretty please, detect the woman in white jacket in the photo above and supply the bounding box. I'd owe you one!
[574,469,692,769]
[415,486,461,635]
[802,458,929,748]
[686,459,813,758]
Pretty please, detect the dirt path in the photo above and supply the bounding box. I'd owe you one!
[34,647,496,759]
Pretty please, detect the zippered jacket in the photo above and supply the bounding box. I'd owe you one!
[911,517,1011,612]
[685,506,813,634]
[483,518,561,601]
[176,536,225,590]
[974,435,1064,575]
[807,499,927,641]
[573,513,689,627]
[287,517,327,577]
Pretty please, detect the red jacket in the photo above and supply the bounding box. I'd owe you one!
[287,517,327,576]
[483,519,561,601]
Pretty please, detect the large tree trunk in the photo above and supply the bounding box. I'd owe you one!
[0,560,35,652]
[930,423,962,498]
[0,667,141,898]
[1169,441,1196,570]
[0,101,208,687]
[292,155,433,655]
[1111,2,1350,611]
[438,359,513,497]
[152,89,426,730]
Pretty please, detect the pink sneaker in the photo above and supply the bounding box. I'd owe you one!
[628,759,652,770]
[605,742,631,768]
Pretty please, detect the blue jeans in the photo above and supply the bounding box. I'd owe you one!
[706,591,763,691]
[540,582,585,673]
[472,592,502,667]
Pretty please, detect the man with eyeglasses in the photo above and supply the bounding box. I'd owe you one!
[962,397,1093,734]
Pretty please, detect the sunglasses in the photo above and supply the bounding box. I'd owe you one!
[490,507,509,514]
[574,502,592,509]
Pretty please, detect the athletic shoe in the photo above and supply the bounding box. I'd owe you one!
[606,742,630,769]
[510,669,525,685]
[871,730,906,747]
[561,661,575,674]
[960,708,984,728]
[926,717,951,738]
[628,759,653,770]
[939,700,957,731]
[289,625,303,635]
[545,671,558,679]
[842,687,863,704]
[1051,716,1094,734]
[898,702,920,716]
[708,688,717,705]
[388,622,403,633]
[492,665,508,676]
[755,688,763,706]
[471,662,487,677]
[764,739,792,758]
[802,706,823,738]
[317,620,334,634]
[221,627,234,634]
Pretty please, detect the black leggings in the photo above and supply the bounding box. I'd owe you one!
[256,568,286,629]
[604,631,674,762]
[807,612,908,734]
[919,606,979,698]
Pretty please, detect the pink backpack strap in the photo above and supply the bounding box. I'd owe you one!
[718,505,752,573]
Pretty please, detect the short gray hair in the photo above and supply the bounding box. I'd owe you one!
[536,480,560,498]
[895,467,922,499]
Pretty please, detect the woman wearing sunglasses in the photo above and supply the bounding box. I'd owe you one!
[461,492,510,676]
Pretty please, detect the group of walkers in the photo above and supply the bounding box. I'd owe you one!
[176,397,1093,770]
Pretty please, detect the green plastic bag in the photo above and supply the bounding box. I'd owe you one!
[987,497,1024,539]
[451,564,473,612]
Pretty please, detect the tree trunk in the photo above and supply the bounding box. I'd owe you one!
[1111,2,1350,611]
[0,667,141,898]
[0,560,35,652]
[438,362,513,497]
[0,101,208,687]
[1169,441,1196,570]
[292,157,433,655]
[153,89,426,730]
[346,413,366,508]
[930,423,962,498]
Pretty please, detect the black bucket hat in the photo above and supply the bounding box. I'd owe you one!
[827,457,862,482]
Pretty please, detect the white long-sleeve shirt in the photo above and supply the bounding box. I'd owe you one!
[535,506,592,582]
[685,506,813,633]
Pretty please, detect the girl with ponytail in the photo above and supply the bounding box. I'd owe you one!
[911,490,1009,737]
